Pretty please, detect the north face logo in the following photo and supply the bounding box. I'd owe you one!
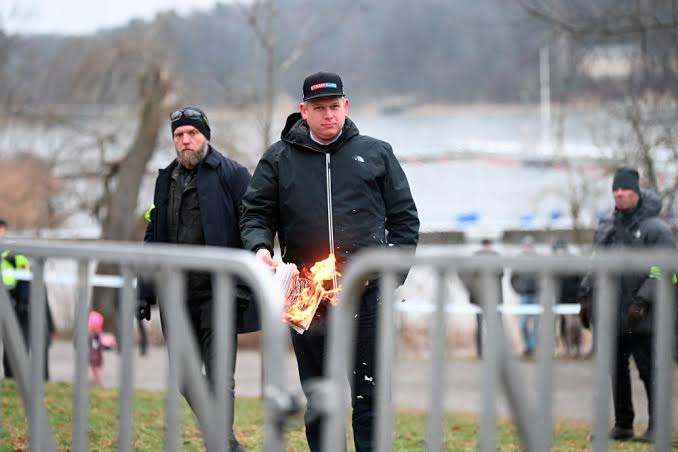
[353,155,365,163]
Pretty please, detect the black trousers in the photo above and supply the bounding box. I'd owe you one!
[291,286,379,452]
[3,312,50,381]
[611,333,654,430]
[162,302,243,451]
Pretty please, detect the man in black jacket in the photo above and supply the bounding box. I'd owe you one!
[551,239,584,358]
[240,72,419,452]
[137,107,259,451]
[579,167,675,443]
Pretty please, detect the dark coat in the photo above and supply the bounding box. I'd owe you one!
[510,254,538,297]
[583,190,676,334]
[459,249,504,305]
[240,113,419,271]
[144,146,260,333]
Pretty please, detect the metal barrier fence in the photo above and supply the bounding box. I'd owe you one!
[0,240,292,452]
[1,241,676,451]
[321,246,676,452]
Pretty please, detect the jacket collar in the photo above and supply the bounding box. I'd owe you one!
[280,112,359,153]
[613,189,662,227]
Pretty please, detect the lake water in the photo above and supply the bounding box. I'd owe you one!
[0,104,638,235]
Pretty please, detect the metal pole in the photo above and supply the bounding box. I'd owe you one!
[592,272,616,452]
[214,271,234,452]
[162,268,183,452]
[28,259,47,452]
[426,267,449,452]
[535,273,556,451]
[479,270,499,452]
[117,267,135,452]
[653,270,675,451]
[72,260,91,452]
[375,272,396,451]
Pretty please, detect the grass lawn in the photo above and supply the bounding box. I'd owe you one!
[1,380,674,451]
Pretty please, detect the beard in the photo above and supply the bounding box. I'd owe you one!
[176,142,207,169]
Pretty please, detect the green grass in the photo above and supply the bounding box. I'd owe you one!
[1,380,674,451]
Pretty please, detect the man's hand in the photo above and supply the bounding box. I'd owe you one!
[136,299,151,321]
[256,248,277,270]
[627,301,646,324]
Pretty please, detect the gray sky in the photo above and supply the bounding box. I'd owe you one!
[1,0,227,35]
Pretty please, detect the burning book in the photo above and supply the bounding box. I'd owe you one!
[274,254,341,334]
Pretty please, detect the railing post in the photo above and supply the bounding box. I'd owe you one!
[118,267,135,452]
[72,260,91,452]
[479,269,499,452]
[28,258,47,452]
[161,267,183,452]
[426,267,449,452]
[592,271,616,452]
[375,271,397,451]
[214,271,234,452]
[653,269,675,451]
[535,272,556,451]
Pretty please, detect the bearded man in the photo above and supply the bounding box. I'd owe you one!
[138,106,259,451]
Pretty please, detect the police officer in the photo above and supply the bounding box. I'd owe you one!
[0,219,54,380]
[579,167,676,443]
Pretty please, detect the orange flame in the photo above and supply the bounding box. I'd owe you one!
[283,253,341,329]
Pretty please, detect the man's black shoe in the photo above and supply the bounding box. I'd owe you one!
[633,429,654,443]
[609,426,634,441]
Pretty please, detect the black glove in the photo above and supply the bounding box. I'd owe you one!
[579,303,591,330]
[235,284,252,313]
[627,301,646,324]
[576,286,593,330]
[136,299,151,321]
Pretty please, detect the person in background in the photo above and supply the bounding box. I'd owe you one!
[510,235,540,357]
[579,167,676,443]
[88,310,105,386]
[0,218,55,380]
[551,239,583,358]
[460,238,503,358]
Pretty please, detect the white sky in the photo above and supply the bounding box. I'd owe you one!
[1,0,227,35]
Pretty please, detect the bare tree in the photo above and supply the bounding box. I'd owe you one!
[517,0,678,217]
[62,21,177,329]
[235,0,358,148]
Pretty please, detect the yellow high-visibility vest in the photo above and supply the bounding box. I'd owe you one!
[1,250,30,289]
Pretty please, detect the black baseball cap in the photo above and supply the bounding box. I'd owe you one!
[302,72,345,101]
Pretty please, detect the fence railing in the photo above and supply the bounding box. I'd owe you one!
[1,241,676,451]
[321,246,676,452]
[0,239,292,452]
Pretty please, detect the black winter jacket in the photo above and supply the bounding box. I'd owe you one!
[583,190,676,334]
[144,146,260,333]
[240,113,419,271]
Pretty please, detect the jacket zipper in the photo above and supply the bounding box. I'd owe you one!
[325,153,338,291]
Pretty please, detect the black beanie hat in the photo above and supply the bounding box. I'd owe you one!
[612,166,640,193]
[170,107,211,141]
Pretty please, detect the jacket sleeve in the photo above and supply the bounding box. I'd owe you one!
[510,273,522,294]
[381,144,419,247]
[226,163,252,248]
[239,149,279,254]
[635,218,677,303]
[139,188,158,304]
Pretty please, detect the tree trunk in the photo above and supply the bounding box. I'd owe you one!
[91,62,172,333]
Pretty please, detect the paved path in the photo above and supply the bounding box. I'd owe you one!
[48,340,677,425]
